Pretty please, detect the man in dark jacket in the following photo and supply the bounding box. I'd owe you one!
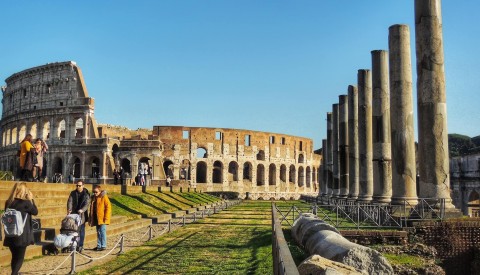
[67,180,90,252]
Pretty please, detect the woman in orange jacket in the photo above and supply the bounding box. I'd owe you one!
[88,185,111,251]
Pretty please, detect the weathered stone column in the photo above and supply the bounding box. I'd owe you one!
[348,85,359,199]
[326,112,333,196]
[415,0,455,208]
[338,95,349,198]
[332,104,340,198]
[321,138,328,196]
[358,70,373,202]
[389,24,418,205]
[371,50,392,204]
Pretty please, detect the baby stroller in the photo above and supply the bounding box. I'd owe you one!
[54,214,82,253]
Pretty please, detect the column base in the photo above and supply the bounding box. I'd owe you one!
[372,195,391,204]
[391,196,419,206]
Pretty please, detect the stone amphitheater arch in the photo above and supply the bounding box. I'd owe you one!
[0,62,320,198]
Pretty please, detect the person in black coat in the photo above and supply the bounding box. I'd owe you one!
[3,182,38,275]
[67,180,90,252]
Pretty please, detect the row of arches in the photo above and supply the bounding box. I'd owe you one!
[2,117,86,146]
[194,160,317,187]
[195,147,306,164]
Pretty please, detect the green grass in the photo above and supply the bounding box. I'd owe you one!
[79,201,275,275]
[110,192,222,220]
[383,253,426,268]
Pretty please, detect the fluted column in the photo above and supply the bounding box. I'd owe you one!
[321,139,328,196]
[339,95,349,198]
[389,24,418,205]
[332,104,340,198]
[326,112,333,196]
[348,85,359,199]
[415,0,454,208]
[358,70,373,202]
[372,50,392,204]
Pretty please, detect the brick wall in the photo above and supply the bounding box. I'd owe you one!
[413,220,480,274]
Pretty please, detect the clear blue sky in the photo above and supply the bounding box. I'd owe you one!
[1,1,479,149]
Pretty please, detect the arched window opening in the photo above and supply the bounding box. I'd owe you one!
[58,120,66,138]
[298,154,305,164]
[75,118,84,138]
[121,158,131,174]
[11,127,17,145]
[257,150,265,161]
[213,161,223,183]
[289,165,296,184]
[306,166,311,187]
[181,159,191,180]
[91,157,100,178]
[42,121,50,140]
[298,167,305,187]
[18,125,26,144]
[257,164,265,186]
[228,161,238,181]
[243,162,252,181]
[197,147,207,158]
[196,162,207,183]
[30,124,37,139]
[72,157,81,178]
[163,160,174,178]
[269,164,276,185]
[280,165,287,183]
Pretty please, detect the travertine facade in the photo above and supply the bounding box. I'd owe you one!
[0,62,320,199]
[450,154,480,216]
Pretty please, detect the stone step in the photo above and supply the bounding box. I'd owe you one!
[170,210,186,218]
[0,217,153,267]
[148,214,173,224]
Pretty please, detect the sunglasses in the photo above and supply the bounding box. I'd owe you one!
[76,185,83,187]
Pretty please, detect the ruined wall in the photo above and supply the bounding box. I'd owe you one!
[413,220,480,275]
[450,153,480,216]
[150,126,321,195]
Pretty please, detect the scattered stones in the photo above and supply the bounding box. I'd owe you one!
[298,254,366,275]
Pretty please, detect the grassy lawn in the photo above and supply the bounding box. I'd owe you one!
[109,192,222,219]
[80,201,284,275]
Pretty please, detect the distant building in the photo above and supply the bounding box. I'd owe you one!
[450,153,480,216]
[0,62,320,199]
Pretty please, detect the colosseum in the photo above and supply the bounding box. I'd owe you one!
[0,61,321,199]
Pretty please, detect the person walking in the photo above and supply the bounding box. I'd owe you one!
[32,138,47,182]
[19,134,34,181]
[88,185,111,251]
[67,180,90,252]
[3,182,38,275]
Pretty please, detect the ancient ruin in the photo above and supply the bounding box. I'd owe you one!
[319,0,456,207]
[0,61,320,200]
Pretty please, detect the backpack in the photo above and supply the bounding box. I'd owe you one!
[2,208,28,237]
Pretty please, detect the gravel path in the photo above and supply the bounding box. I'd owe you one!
[0,218,198,275]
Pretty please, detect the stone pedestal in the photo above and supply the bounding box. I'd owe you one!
[389,24,418,206]
[357,69,373,203]
[371,50,392,204]
[415,0,455,208]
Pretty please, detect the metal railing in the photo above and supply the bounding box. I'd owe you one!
[272,203,300,275]
[301,195,446,229]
